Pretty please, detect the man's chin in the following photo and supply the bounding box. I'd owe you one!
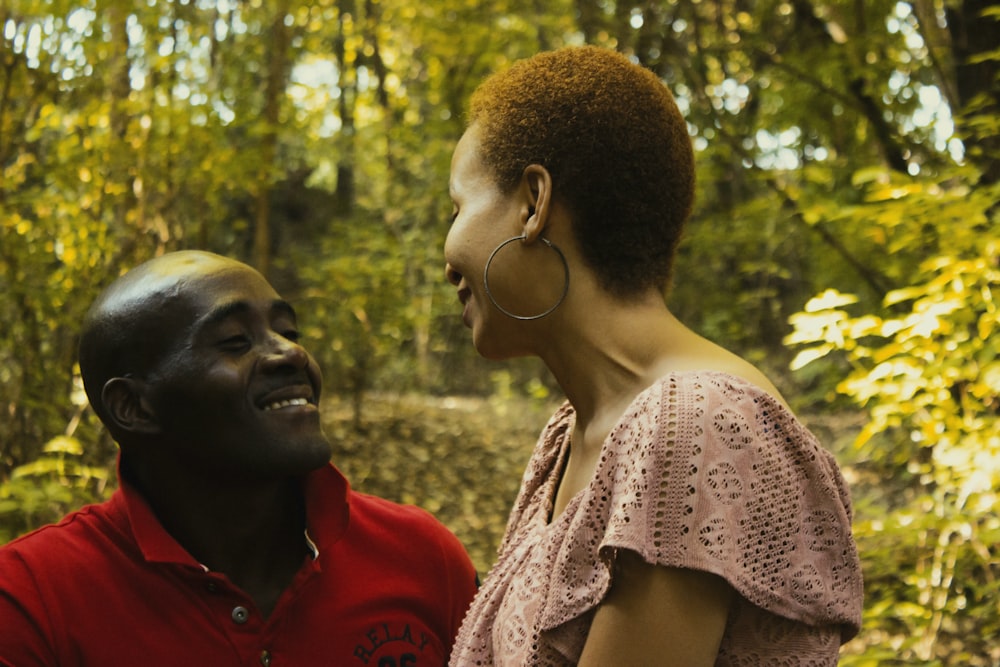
[257,434,333,478]
[294,436,334,471]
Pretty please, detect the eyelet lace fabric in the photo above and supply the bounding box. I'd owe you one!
[449,371,863,667]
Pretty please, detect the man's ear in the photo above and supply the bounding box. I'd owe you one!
[520,164,553,243]
[101,377,161,435]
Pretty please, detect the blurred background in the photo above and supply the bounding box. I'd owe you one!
[1,0,997,663]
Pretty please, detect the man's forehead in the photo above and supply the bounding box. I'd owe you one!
[94,254,273,330]
[102,253,241,299]
[167,267,283,325]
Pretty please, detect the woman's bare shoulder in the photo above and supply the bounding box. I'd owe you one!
[659,331,790,409]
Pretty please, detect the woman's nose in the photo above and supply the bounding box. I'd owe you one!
[445,263,462,286]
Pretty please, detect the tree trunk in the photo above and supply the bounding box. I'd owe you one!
[947,0,1000,184]
[334,0,357,216]
[255,0,293,277]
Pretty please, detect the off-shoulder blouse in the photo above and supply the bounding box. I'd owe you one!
[450,371,863,666]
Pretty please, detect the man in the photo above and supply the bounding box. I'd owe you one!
[0,251,477,666]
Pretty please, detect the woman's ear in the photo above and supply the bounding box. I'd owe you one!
[102,377,161,436]
[520,164,553,243]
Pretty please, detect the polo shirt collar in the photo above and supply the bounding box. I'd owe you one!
[302,462,352,554]
[116,456,352,566]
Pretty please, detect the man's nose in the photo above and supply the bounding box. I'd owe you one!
[261,333,310,370]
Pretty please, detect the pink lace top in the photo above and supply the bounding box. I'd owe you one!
[450,371,863,666]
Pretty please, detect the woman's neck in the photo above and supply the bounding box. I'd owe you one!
[540,293,686,435]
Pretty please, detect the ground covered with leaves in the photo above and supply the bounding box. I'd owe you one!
[322,393,558,575]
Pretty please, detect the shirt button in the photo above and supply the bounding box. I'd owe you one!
[259,650,272,666]
[231,606,249,624]
[206,582,219,594]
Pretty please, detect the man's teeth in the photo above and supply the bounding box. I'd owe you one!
[263,398,309,411]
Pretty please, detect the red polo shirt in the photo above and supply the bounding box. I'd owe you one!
[0,462,477,666]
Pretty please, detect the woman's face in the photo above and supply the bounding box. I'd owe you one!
[444,126,532,359]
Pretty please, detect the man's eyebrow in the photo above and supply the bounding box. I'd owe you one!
[193,299,297,333]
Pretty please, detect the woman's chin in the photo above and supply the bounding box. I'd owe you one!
[473,331,529,361]
[470,327,501,358]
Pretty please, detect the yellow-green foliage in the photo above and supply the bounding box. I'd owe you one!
[3,2,1000,663]
[0,435,111,544]
[787,172,1000,664]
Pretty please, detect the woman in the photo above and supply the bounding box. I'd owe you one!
[443,46,862,666]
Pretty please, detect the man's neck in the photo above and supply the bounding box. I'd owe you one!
[124,458,311,617]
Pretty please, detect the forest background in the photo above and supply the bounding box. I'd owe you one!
[1,0,998,663]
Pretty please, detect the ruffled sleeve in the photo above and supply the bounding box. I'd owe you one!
[538,372,863,643]
[496,402,575,555]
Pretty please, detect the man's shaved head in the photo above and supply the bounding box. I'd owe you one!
[78,251,254,431]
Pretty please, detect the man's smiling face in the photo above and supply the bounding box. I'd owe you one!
[139,258,331,481]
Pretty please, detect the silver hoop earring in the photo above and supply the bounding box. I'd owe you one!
[483,234,570,320]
